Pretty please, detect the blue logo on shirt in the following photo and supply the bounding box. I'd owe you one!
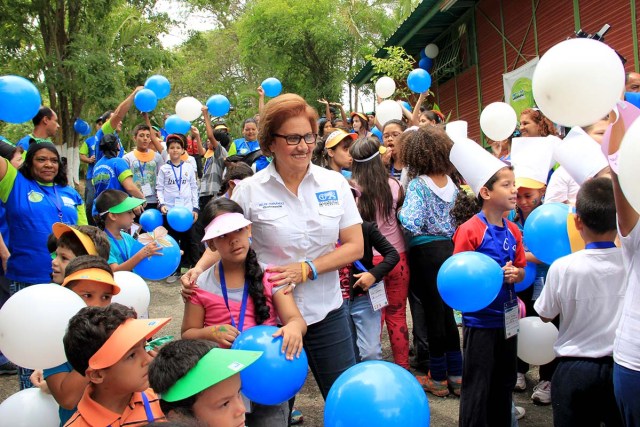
[316,190,338,203]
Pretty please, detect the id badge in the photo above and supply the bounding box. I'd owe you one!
[369,281,389,311]
[504,300,519,339]
[532,276,545,301]
[174,197,186,207]
[141,183,153,197]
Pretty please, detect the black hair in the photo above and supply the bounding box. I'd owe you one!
[312,136,329,168]
[201,199,270,324]
[93,189,129,229]
[64,255,114,290]
[20,142,68,186]
[167,134,187,150]
[32,106,55,126]
[318,118,330,137]
[63,303,137,374]
[74,225,111,261]
[47,233,58,254]
[382,119,407,132]
[57,232,89,259]
[575,177,616,234]
[350,137,401,223]
[242,118,257,130]
[217,162,254,196]
[99,134,120,159]
[133,124,151,137]
[149,339,215,417]
[213,129,230,151]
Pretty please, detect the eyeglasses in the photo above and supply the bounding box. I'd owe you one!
[272,133,317,145]
[383,132,402,140]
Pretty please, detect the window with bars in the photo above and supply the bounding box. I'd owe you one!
[430,15,476,84]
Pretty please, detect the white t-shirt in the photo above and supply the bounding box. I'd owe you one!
[156,161,199,211]
[544,166,580,205]
[614,220,640,370]
[232,162,362,325]
[535,247,626,358]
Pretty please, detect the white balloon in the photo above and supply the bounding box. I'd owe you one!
[532,38,625,127]
[175,96,202,122]
[112,271,151,318]
[376,100,403,128]
[424,43,439,59]
[480,102,518,141]
[618,114,640,213]
[0,284,85,370]
[375,76,396,99]
[517,317,558,365]
[0,388,60,427]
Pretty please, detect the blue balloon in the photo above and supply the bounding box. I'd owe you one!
[0,75,42,124]
[139,209,163,232]
[144,75,171,100]
[325,361,430,427]
[401,101,412,112]
[523,203,572,265]
[437,251,503,312]
[134,89,158,113]
[167,206,193,232]
[418,57,433,71]
[626,92,640,109]
[261,77,283,97]
[419,49,427,59]
[164,115,191,135]
[73,119,90,136]
[206,94,231,117]
[515,262,537,292]
[407,68,432,93]
[231,325,308,405]
[132,235,181,280]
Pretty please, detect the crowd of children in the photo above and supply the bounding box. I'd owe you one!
[0,80,639,427]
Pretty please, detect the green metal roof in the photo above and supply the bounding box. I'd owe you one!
[351,0,477,86]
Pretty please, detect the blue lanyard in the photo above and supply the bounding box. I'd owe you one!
[218,263,249,332]
[478,212,515,263]
[170,162,183,191]
[203,156,213,176]
[353,260,368,272]
[138,160,146,178]
[141,392,154,422]
[585,241,616,249]
[104,229,129,261]
[38,183,64,221]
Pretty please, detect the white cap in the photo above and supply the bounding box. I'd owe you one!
[511,137,555,188]
[446,121,468,143]
[450,138,507,195]
[553,126,608,185]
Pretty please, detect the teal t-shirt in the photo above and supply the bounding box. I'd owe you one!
[107,231,138,265]
[42,362,76,426]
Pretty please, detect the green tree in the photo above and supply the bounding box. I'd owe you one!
[0,0,172,183]
[236,0,351,109]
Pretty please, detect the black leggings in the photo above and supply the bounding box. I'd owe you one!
[409,240,460,357]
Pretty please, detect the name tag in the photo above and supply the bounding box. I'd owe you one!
[141,183,153,197]
[369,281,389,311]
[174,197,186,207]
[504,300,519,339]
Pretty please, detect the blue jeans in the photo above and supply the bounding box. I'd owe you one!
[303,302,356,399]
[614,362,640,426]
[347,295,382,362]
[9,281,35,389]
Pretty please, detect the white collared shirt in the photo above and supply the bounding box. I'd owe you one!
[232,162,362,325]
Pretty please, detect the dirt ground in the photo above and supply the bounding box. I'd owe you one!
[0,279,553,426]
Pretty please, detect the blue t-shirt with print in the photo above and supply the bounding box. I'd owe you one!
[0,160,84,283]
[92,157,132,197]
[107,231,138,265]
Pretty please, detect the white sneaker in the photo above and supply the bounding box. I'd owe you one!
[515,406,526,420]
[531,380,552,405]
[514,373,526,391]
[165,273,179,283]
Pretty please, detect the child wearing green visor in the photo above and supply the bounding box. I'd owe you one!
[149,339,261,427]
[94,189,162,272]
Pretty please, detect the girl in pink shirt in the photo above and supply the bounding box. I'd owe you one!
[181,198,306,360]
